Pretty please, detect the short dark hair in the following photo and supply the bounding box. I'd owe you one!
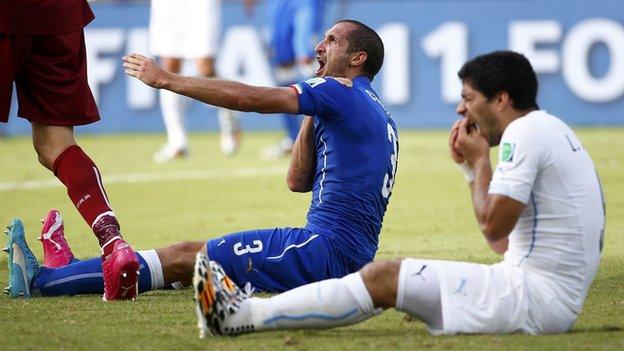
[336,19,384,81]
[458,51,539,110]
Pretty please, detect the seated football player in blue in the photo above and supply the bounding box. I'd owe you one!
[5,20,399,298]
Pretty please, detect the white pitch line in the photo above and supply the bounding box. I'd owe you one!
[0,166,287,192]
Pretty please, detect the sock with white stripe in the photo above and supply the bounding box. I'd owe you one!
[222,272,380,332]
[52,145,115,231]
[31,250,163,296]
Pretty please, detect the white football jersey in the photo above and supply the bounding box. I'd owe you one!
[489,110,605,314]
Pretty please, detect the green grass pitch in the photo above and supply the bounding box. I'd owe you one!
[0,129,622,350]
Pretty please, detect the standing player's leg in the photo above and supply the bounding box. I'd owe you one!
[31,123,139,300]
[154,57,190,163]
[194,256,439,336]
[195,57,242,156]
[18,28,139,300]
[292,0,320,79]
[261,0,300,158]
[149,0,192,162]
[196,0,242,156]
[274,1,321,155]
[286,0,322,144]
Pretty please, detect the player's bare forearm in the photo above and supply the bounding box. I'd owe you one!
[164,75,298,114]
[470,156,525,246]
[470,158,508,253]
[287,116,316,193]
[469,155,494,233]
[123,53,299,114]
[454,118,516,247]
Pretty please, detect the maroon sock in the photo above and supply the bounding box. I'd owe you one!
[53,145,121,249]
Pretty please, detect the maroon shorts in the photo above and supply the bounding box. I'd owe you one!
[0,30,99,126]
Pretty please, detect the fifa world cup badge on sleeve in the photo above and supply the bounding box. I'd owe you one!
[501,142,516,163]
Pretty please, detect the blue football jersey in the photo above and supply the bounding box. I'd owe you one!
[291,76,399,263]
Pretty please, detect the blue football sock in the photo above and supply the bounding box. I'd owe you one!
[31,252,154,297]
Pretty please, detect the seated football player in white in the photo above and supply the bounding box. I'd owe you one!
[193,50,605,337]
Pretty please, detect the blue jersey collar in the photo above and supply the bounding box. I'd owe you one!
[352,75,372,86]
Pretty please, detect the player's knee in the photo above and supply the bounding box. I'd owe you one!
[31,125,77,170]
[34,149,52,169]
[161,57,182,73]
[198,65,216,78]
[196,59,216,78]
[33,143,61,170]
[359,258,403,309]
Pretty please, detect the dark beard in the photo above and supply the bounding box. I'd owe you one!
[324,65,347,78]
[483,118,502,146]
[488,132,502,147]
[324,55,351,77]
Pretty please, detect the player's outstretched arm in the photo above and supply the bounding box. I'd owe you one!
[287,116,316,192]
[123,53,299,114]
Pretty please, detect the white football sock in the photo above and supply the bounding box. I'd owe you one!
[223,273,381,333]
[217,109,240,155]
[137,249,164,290]
[159,89,188,149]
[217,109,239,134]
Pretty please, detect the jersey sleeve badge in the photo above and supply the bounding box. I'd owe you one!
[501,142,517,163]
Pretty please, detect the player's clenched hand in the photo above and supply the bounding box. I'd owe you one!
[123,53,168,89]
[454,118,489,165]
[448,119,465,164]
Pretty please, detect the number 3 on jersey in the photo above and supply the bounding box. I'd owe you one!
[233,240,263,256]
[382,123,398,198]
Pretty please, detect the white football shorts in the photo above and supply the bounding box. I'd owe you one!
[149,0,221,58]
[397,258,577,335]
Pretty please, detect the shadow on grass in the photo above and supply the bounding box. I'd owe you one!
[570,325,623,333]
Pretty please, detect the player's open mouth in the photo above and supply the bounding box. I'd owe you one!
[316,56,326,76]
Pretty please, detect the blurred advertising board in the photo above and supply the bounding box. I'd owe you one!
[4,0,623,134]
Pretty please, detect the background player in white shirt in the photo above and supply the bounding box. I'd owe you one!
[191,50,606,337]
[150,0,240,161]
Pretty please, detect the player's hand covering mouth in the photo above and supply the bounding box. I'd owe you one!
[316,55,326,76]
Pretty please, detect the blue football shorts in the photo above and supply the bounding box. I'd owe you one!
[206,227,363,292]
